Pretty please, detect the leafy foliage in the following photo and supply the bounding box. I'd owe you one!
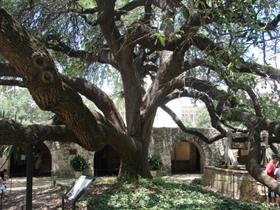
[195,107,212,128]
[86,178,273,210]
[0,0,279,125]
[148,155,162,170]
[0,0,280,184]
[0,87,52,124]
[260,93,280,121]
[70,155,88,172]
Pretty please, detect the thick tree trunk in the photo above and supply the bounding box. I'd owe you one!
[118,148,149,178]
[118,117,155,178]
[118,140,151,179]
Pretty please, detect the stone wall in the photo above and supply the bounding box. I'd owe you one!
[45,142,94,177]
[150,128,225,174]
[0,142,95,178]
[50,127,227,176]
[0,127,227,177]
[202,166,266,200]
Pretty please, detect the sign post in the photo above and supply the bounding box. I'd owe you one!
[62,176,94,210]
[25,143,33,210]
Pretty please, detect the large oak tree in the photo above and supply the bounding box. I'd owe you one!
[0,0,280,190]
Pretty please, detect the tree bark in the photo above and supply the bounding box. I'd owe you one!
[0,8,143,178]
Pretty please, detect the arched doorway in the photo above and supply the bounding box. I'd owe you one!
[10,143,52,177]
[94,146,120,176]
[171,141,201,174]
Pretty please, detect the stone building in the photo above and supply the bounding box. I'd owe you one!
[150,128,226,174]
[0,142,95,177]
[0,127,228,177]
[0,127,267,200]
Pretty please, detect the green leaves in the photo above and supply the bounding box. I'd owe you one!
[153,32,167,47]
[180,7,190,21]
[260,93,280,121]
[78,0,96,8]
[70,155,88,171]
[86,178,274,210]
[0,87,52,124]
[148,155,162,170]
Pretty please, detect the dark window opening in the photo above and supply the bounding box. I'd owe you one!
[10,143,52,177]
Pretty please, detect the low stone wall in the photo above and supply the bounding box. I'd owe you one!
[202,166,266,201]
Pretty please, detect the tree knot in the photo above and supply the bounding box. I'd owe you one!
[41,71,54,83]
[32,52,48,69]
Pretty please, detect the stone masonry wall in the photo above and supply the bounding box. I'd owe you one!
[45,142,94,177]
[0,143,94,178]
[50,127,226,176]
[0,127,227,177]
[150,128,225,174]
[202,166,265,200]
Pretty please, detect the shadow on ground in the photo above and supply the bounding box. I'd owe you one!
[2,187,64,209]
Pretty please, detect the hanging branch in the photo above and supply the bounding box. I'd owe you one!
[161,104,225,144]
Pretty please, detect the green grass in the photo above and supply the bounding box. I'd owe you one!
[84,177,275,210]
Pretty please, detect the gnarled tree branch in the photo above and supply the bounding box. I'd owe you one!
[45,36,117,67]
[192,35,280,80]
[143,74,229,120]
[0,63,21,77]
[0,79,24,87]
[61,75,126,131]
[0,8,138,158]
[161,104,225,144]
[0,119,77,145]
[223,108,280,139]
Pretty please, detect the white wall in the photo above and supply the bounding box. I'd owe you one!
[153,98,203,128]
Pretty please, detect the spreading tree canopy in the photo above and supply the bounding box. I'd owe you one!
[0,0,280,189]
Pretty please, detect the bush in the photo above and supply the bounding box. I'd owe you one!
[86,178,274,210]
[70,155,88,172]
[191,178,202,185]
[148,154,162,170]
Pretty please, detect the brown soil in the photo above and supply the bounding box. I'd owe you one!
[2,179,115,209]
[2,187,64,210]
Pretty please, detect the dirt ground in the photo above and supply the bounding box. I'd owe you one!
[0,177,74,210]
[1,177,121,210]
[1,175,202,209]
[2,187,64,209]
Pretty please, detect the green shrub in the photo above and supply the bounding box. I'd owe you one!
[148,154,162,170]
[191,178,202,185]
[85,178,274,210]
[70,155,88,171]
